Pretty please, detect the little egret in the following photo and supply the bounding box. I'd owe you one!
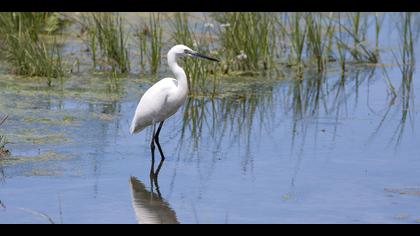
[130,44,219,172]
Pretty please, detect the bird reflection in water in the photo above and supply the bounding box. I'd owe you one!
[129,155,178,224]
[129,176,179,224]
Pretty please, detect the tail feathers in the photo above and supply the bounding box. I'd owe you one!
[129,125,135,134]
[130,122,146,134]
[130,122,138,134]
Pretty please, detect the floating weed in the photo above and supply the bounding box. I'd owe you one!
[12,128,68,145]
[92,112,114,121]
[2,150,68,166]
[0,115,10,158]
[23,116,78,125]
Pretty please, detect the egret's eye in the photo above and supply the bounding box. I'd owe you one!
[184,49,192,55]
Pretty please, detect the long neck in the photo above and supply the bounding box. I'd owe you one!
[168,52,188,94]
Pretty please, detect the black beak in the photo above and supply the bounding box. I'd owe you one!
[188,51,219,62]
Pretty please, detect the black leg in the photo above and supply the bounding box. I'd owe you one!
[147,121,166,196]
[150,123,156,180]
[154,121,166,176]
[154,121,166,162]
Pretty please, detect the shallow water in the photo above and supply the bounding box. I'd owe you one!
[1,13,420,224]
[0,65,419,224]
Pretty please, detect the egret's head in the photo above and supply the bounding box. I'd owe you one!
[169,44,219,62]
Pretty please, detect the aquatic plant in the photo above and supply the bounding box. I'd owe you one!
[135,22,148,71]
[82,12,130,74]
[0,12,65,84]
[213,12,277,72]
[304,13,335,73]
[337,12,378,63]
[148,13,163,74]
[134,13,163,74]
[279,12,307,73]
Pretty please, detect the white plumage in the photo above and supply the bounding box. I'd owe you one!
[130,44,218,135]
[130,77,186,134]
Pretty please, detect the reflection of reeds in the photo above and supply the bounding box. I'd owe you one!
[287,67,378,150]
[178,78,276,160]
[389,12,415,146]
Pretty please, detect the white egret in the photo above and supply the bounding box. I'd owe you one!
[130,44,219,169]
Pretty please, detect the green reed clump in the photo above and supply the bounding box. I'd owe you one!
[135,13,163,74]
[304,13,335,73]
[148,13,163,74]
[338,12,378,63]
[278,12,307,73]
[0,12,65,84]
[135,23,148,71]
[0,12,62,40]
[274,12,384,75]
[83,13,130,74]
[374,13,384,54]
[213,12,277,72]
[170,12,194,46]
[335,13,349,74]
